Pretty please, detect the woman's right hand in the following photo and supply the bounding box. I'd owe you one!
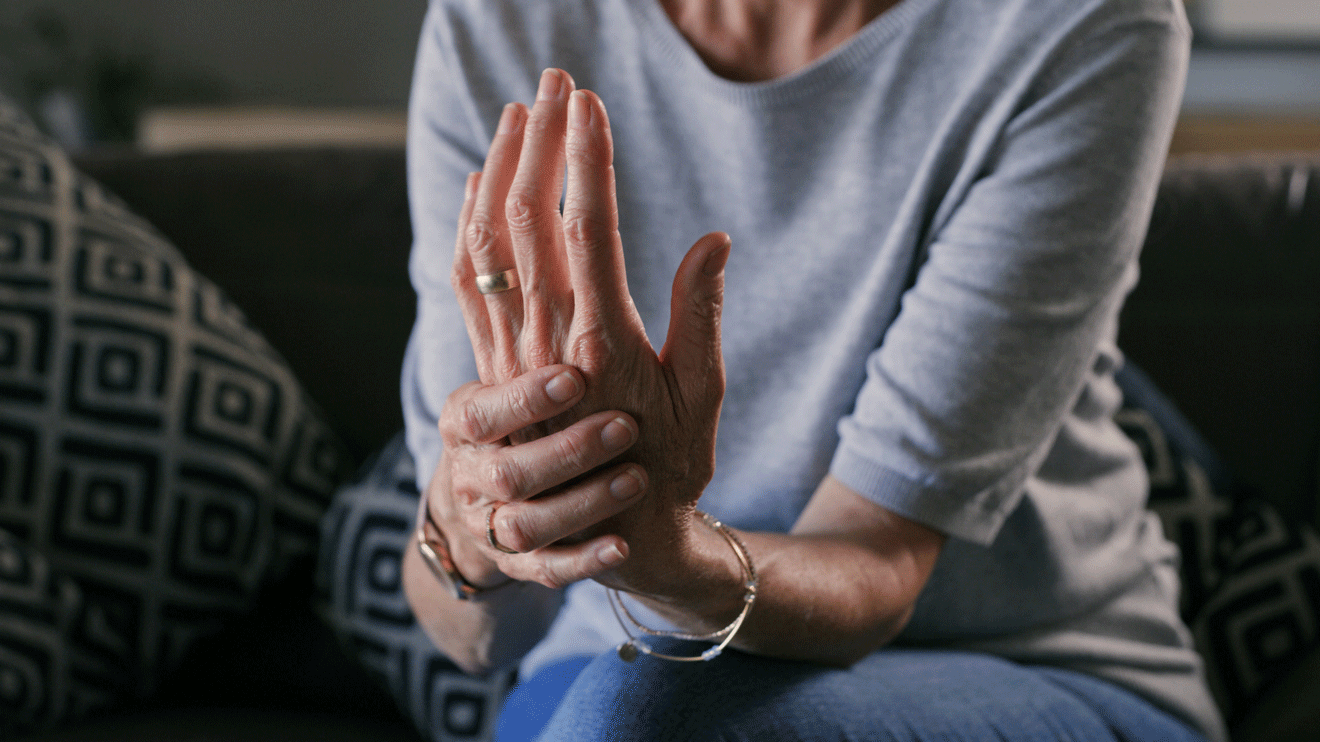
[427,363,648,590]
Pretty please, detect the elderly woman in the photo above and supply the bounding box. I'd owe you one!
[400,0,1224,740]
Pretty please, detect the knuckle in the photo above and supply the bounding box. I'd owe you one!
[485,459,522,501]
[497,510,536,554]
[523,112,558,141]
[552,427,593,469]
[504,190,545,233]
[562,213,616,250]
[438,407,461,445]
[521,338,558,372]
[448,472,480,508]
[464,218,502,263]
[501,383,539,425]
[564,131,596,162]
[529,561,568,591]
[449,261,472,292]
[568,329,615,371]
[686,293,720,325]
[566,491,597,523]
[439,388,473,442]
[456,400,493,442]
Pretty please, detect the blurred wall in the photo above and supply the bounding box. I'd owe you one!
[0,0,427,108]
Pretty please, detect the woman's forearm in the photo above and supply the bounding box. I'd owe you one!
[628,475,946,666]
[403,472,942,673]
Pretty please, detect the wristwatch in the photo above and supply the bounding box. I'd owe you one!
[416,510,485,601]
[414,480,519,600]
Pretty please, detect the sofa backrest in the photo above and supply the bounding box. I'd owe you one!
[1120,154,1320,527]
[75,147,415,464]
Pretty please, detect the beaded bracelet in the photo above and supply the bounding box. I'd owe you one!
[608,511,758,663]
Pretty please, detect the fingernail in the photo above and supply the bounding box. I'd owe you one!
[496,103,521,134]
[537,69,564,101]
[703,238,732,277]
[597,542,626,567]
[601,417,635,450]
[569,90,592,129]
[609,467,643,500]
[465,172,480,199]
[544,371,579,403]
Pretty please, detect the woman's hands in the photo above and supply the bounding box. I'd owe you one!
[428,363,647,589]
[428,68,731,595]
[412,70,945,672]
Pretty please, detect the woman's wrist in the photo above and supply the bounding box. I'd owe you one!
[624,509,752,636]
[609,512,757,662]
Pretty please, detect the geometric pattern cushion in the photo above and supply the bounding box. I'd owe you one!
[0,93,350,735]
[317,433,513,742]
[1192,498,1320,724]
[1115,363,1320,725]
[1114,403,1231,622]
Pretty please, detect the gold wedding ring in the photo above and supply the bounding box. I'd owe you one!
[486,503,521,554]
[475,269,520,295]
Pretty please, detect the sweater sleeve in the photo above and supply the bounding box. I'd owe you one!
[401,1,488,492]
[829,0,1190,545]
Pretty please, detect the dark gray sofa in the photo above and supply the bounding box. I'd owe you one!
[10,147,1317,741]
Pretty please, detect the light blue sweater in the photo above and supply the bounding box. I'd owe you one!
[402,0,1223,738]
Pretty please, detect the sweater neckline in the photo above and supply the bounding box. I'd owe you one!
[626,0,937,107]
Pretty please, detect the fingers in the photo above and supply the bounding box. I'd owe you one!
[486,461,646,555]
[563,89,633,324]
[498,535,629,590]
[451,409,638,505]
[660,232,731,406]
[450,172,500,380]
[440,364,585,446]
[467,101,530,381]
[507,69,576,367]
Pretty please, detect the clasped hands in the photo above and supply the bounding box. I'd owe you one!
[426,68,732,597]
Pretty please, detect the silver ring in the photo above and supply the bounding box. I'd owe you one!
[486,504,521,554]
[475,269,520,295]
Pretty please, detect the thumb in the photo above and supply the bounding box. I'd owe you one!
[660,232,730,402]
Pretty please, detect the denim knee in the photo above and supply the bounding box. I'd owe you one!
[535,644,1209,742]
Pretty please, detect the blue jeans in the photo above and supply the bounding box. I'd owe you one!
[498,642,1208,742]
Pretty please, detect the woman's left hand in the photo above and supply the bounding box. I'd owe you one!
[451,68,732,593]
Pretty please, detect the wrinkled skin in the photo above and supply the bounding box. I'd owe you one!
[427,68,731,595]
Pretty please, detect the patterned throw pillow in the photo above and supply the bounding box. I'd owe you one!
[317,434,514,742]
[0,94,350,734]
[1193,499,1320,724]
[1115,364,1320,725]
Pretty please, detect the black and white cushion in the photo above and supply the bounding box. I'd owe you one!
[317,434,514,742]
[1116,364,1320,724]
[1192,498,1320,722]
[0,93,350,734]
